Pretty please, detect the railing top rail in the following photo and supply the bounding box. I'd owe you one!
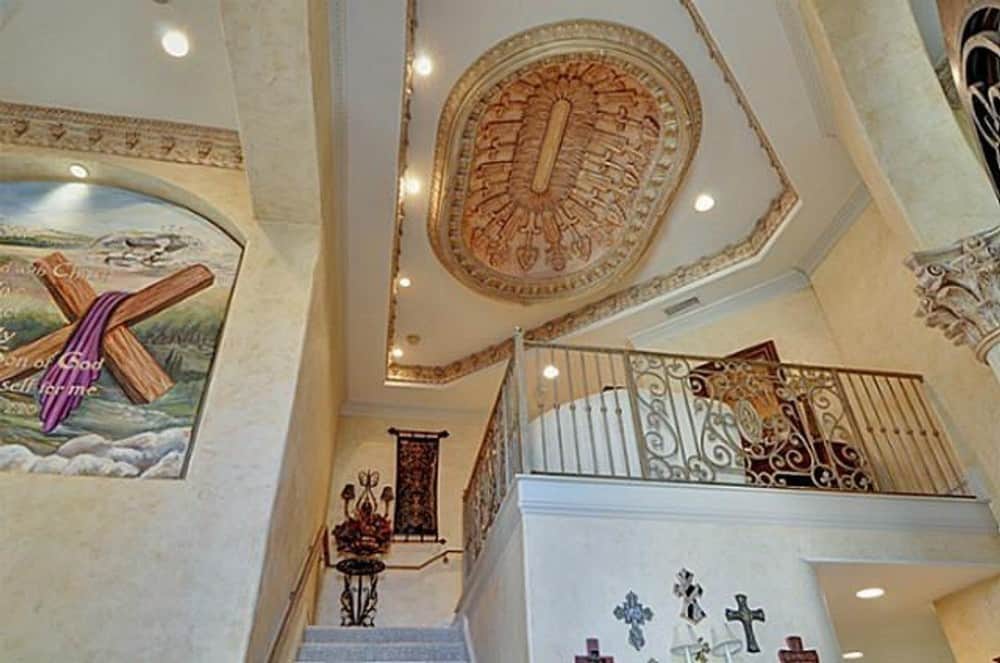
[523,340,926,381]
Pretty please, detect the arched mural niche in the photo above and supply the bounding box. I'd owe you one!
[0,180,244,479]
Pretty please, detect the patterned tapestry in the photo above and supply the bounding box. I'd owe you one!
[389,428,448,540]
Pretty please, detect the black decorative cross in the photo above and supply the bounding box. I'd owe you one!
[778,636,820,663]
[673,568,707,624]
[725,593,766,653]
[613,591,653,651]
[575,638,614,663]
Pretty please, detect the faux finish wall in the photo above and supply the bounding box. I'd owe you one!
[0,146,336,662]
[811,204,1000,507]
[935,574,1000,662]
[317,412,483,627]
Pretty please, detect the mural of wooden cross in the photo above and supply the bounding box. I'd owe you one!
[574,638,614,663]
[725,593,766,653]
[0,252,213,403]
[778,636,820,663]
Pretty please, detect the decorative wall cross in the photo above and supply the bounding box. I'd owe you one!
[575,638,614,662]
[673,568,707,624]
[725,593,766,653]
[778,636,820,663]
[613,590,653,651]
[0,253,213,403]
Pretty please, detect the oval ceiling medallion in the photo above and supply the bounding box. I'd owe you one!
[428,20,702,303]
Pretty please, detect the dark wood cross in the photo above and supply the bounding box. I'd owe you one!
[575,638,613,663]
[0,252,213,403]
[725,593,766,653]
[778,636,820,663]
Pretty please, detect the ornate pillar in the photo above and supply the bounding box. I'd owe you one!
[908,227,1000,377]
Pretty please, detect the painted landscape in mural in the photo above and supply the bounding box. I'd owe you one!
[0,181,241,479]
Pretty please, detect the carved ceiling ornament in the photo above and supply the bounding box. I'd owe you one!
[907,225,1000,362]
[428,21,702,302]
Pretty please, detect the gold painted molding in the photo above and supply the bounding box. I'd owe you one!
[386,0,798,384]
[427,20,702,302]
[0,101,243,169]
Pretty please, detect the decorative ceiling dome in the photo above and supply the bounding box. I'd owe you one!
[428,20,702,303]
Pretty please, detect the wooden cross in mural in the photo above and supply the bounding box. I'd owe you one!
[778,636,820,663]
[575,638,614,663]
[0,252,213,403]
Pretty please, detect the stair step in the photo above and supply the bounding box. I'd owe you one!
[296,642,468,662]
[304,626,462,644]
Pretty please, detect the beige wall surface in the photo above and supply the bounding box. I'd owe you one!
[636,286,845,366]
[811,204,1000,506]
[317,412,484,627]
[0,146,335,663]
[935,574,1000,663]
[833,608,954,663]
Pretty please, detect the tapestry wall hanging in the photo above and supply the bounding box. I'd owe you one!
[389,427,448,541]
[0,181,242,479]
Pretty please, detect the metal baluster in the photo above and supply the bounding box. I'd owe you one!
[594,352,617,476]
[623,350,651,479]
[578,351,600,474]
[534,346,548,473]
[662,357,688,481]
[894,377,948,493]
[550,346,566,473]
[883,376,937,494]
[608,354,632,477]
[513,330,531,474]
[870,375,923,492]
[563,348,584,474]
[675,357,701,482]
[910,380,967,494]
[843,372,895,491]
[832,370,883,492]
[856,373,912,491]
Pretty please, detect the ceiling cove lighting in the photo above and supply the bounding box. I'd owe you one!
[161,29,190,58]
[855,587,885,600]
[391,347,404,359]
[843,652,864,660]
[413,54,433,77]
[398,276,412,288]
[68,164,89,179]
[694,193,716,212]
[542,365,560,380]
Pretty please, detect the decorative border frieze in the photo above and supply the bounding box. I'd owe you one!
[386,0,799,384]
[907,225,1000,362]
[0,101,243,169]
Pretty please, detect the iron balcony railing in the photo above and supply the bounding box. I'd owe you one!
[462,332,970,575]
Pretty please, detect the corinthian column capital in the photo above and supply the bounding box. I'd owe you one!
[906,226,1000,362]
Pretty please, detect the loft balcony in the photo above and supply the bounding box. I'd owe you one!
[462,333,973,575]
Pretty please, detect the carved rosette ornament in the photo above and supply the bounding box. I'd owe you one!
[428,21,701,302]
[907,226,1000,362]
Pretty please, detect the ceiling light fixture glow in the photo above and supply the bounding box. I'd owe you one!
[694,193,716,212]
[68,164,89,179]
[161,29,190,58]
[855,587,885,600]
[843,653,864,660]
[391,347,404,359]
[398,276,412,288]
[413,54,433,76]
[542,365,560,380]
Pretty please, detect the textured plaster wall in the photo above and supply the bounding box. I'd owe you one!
[637,285,845,365]
[0,146,335,663]
[515,481,1000,662]
[811,204,1000,507]
[935,574,1000,662]
[834,608,954,663]
[317,412,484,627]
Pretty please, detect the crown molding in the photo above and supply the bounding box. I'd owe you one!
[797,183,870,274]
[386,0,800,385]
[628,269,810,348]
[0,100,243,169]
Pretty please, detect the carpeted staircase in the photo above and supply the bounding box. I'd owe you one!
[296,625,470,662]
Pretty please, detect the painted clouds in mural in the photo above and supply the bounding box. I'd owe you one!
[0,181,241,479]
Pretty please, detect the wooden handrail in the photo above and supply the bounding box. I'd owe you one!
[265,525,329,663]
[384,548,464,571]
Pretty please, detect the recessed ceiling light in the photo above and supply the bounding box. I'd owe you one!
[68,163,89,179]
[161,29,190,58]
[694,193,716,212]
[855,587,885,600]
[413,54,433,77]
[391,347,404,359]
[843,653,864,660]
[402,174,421,195]
[398,276,412,288]
[542,365,560,380]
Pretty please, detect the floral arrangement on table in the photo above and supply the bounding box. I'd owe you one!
[332,470,394,558]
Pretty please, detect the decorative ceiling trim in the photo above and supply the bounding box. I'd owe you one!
[428,21,703,302]
[0,100,243,169]
[386,0,799,385]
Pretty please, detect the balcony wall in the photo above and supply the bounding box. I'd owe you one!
[460,475,1000,663]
